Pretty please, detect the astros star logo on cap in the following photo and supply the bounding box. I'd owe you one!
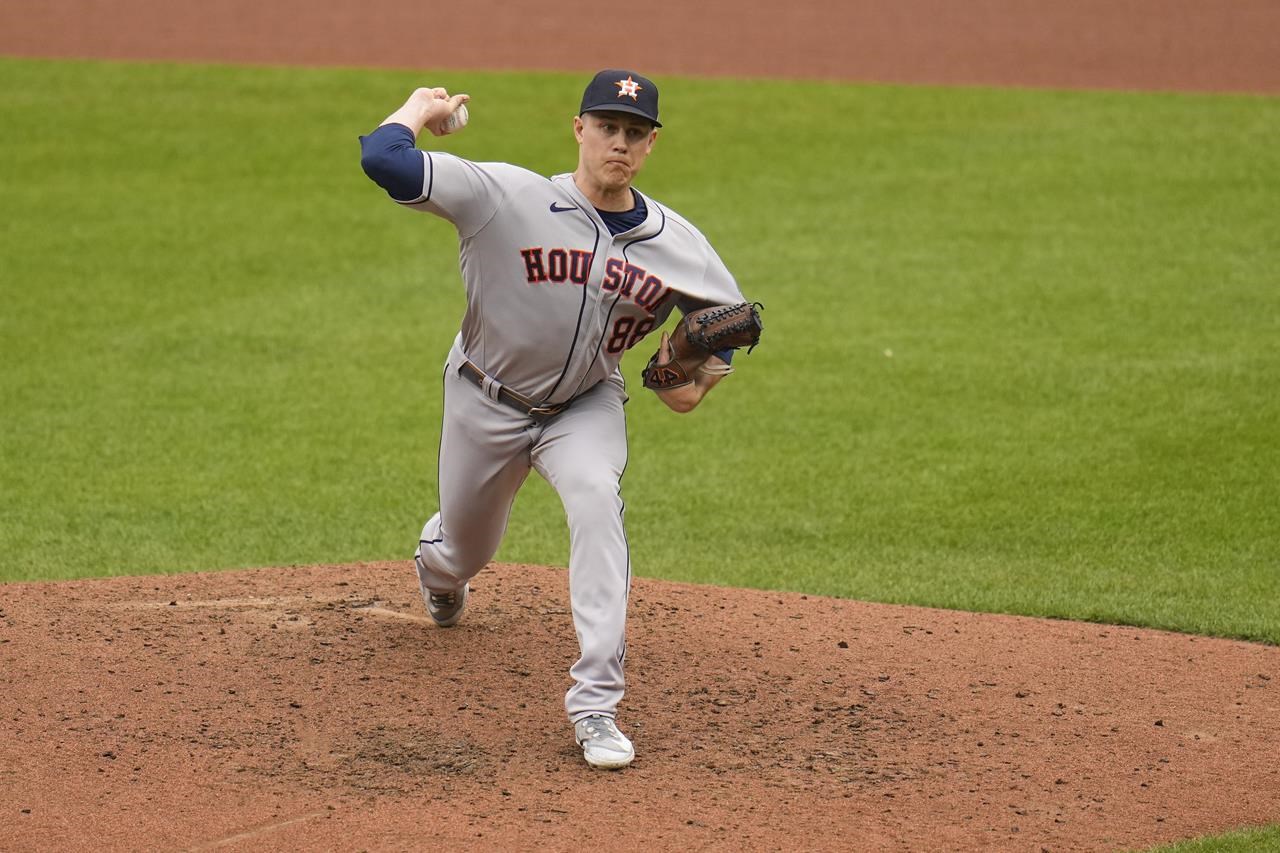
[614,76,642,101]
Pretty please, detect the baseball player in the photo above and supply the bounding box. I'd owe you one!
[359,70,752,770]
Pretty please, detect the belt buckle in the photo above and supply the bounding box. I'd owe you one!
[527,403,563,421]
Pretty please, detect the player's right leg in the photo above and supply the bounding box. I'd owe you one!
[529,377,630,720]
[530,377,635,767]
[414,352,534,599]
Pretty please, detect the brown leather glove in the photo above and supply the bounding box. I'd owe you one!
[641,302,763,390]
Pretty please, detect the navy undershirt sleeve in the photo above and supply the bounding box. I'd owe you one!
[359,123,426,202]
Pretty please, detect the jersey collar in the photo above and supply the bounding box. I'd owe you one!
[552,174,661,239]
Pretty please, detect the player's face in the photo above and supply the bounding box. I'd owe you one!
[574,112,658,192]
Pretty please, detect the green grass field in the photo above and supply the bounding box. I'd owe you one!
[1145,825,1280,853]
[2,57,1278,639]
[1,56,1277,853]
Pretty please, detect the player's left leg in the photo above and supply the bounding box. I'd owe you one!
[529,376,631,723]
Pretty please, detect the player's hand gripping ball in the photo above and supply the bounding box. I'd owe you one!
[421,88,469,137]
[641,302,764,390]
[441,103,469,135]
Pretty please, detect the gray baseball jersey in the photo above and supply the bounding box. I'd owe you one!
[404,153,744,402]
[377,147,745,722]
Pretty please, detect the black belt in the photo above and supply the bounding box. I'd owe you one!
[458,361,570,422]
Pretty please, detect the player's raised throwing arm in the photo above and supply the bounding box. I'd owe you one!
[381,87,470,139]
[359,87,469,203]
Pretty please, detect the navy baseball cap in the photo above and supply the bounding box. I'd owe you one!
[579,69,661,127]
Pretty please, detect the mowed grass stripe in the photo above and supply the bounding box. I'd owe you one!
[1,58,1277,646]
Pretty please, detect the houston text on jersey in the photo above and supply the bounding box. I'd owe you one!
[519,248,672,313]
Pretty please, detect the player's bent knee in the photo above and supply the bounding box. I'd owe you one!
[417,541,493,585]
[557,476,623,518]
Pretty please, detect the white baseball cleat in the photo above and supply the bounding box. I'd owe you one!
[415,551,468,627]
[574,714,634,769]
[423,583,467,627]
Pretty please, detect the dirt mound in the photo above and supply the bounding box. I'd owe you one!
[1,562,1276,851]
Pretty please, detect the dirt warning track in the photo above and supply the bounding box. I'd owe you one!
[2,0,1279,94]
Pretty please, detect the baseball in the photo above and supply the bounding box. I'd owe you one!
[442,104,469,134]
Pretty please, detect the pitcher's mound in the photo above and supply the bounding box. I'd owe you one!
[1,562,1276,851]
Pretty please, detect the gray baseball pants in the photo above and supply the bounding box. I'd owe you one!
[414,339,630,722]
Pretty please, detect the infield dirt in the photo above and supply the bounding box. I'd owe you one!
[2,2,1279,851]
[2,563,1278,851]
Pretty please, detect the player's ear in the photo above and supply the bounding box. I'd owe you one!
[573,116,585,144]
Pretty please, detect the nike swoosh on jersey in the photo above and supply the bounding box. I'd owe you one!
[549,202,577,213]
